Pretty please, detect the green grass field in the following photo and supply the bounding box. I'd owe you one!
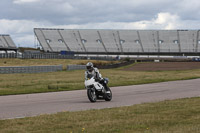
[1,59,200,95]
[1,59,200,132]
[0,97,199,133]
[0,68,200,95]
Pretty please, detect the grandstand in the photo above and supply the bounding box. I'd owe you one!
[34,29,200,56]
[0,34,17,52]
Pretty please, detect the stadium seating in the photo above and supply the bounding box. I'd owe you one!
[198,30,200,52]
[98,30,121,52]
[59,30,85,52]
[78,30,106,52]
[34,29,53,52]
[34,29,200,55]
[0,35,16,48]
[159,30,180,52]
[118,30,142,52]
[179,30,196,52]
[42,29,67,52]
[138,30,158,52]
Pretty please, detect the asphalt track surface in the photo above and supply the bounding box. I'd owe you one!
[0,79,200,120]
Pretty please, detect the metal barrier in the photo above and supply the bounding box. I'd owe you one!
[0,53,17,58]
[67,65,86,71]
[0,53,115,61]
[0,65,62,74]
[21,53,114,60]
[21,53,75,59]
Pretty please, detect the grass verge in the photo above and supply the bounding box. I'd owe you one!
[1,68,200,95]
[0,97,200,133]
[0,58,118,70]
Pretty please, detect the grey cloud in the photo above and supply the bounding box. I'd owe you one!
[1,0,200,47]
[2,0,194,25]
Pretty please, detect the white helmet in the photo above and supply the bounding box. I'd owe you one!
[86,62,93,72]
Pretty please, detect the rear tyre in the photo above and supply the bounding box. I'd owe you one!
[87,89,97,102]
[104,87,112,101]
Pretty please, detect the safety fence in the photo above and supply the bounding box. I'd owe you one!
[0,65,62,74]
[67,65,86,71]
[0,53,114,61]
[0,53,17,58]
[21,53,74,59]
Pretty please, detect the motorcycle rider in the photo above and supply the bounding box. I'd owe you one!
[85,62,109,92]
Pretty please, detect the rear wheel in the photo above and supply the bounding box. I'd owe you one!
[104,87,112,101]
[87,89,97,102]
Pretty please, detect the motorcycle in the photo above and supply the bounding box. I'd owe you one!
[84,77,112,102]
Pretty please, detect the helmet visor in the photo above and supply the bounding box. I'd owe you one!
[87,66,92,71]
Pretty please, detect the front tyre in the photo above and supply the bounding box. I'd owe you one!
[87,89,97,102]
[104,87,112,101]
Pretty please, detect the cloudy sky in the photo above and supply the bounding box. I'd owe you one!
[0,0,200,47]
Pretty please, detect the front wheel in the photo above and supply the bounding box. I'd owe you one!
[87,89,97,102]
[104,87,112,101]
